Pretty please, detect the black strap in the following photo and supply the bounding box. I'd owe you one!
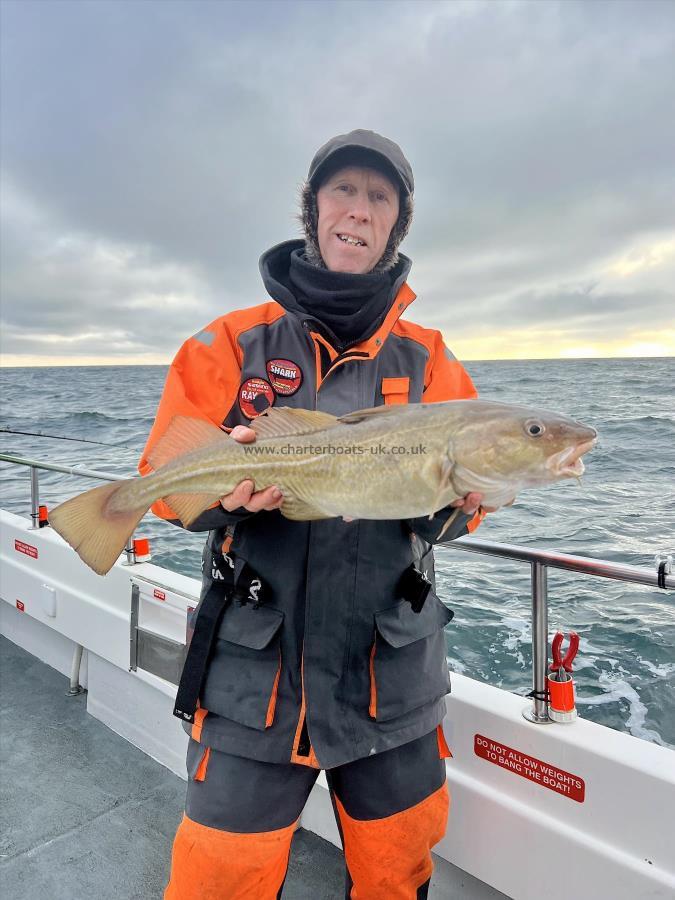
[173,580,232,723]
[173,560,270,723]
[397,564,433,614]
[527,688,550,702]
[232,561,268,608]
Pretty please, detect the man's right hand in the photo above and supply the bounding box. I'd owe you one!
[220,425,284,513]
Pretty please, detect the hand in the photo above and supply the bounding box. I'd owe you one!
[450,492,514,515]
[220,425,284,512]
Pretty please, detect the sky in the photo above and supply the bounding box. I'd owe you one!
[1,0,674,366]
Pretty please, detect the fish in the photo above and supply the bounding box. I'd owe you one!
[48,399,597,576]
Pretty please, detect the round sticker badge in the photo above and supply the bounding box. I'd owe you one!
[239,377,275,419]
[266,358,303,396]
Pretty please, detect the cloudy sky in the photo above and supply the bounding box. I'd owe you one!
[1,0,674,365]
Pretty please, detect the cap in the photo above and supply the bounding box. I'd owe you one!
[307,129,414,197]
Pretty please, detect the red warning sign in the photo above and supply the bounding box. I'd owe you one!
[474,734,585,802]
[153,589,166,601]
[15,539,38,559]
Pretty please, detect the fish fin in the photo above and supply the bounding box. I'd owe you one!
[437,508,461,541]
[251,407,338,439]
[338,405,408,424]
[147,416,228,470]
[50,480,148,576]
[428,457,455,518]
[280,494,332,521]
[163,492,223,527]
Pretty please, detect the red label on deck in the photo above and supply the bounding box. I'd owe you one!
[16,600,25,612]
[474,735,585,802]
[153,589,166,601]
[15,540,38,559]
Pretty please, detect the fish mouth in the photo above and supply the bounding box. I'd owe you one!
[547,438,597,477]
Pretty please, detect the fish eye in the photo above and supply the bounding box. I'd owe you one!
[525,419,545,437]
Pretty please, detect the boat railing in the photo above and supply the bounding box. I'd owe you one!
[1,451,673,724]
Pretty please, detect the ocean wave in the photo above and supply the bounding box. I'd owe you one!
[576,672,672,748]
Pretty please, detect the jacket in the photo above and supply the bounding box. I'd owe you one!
[139,240,484,769]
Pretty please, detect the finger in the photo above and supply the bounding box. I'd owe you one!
[230,425,257,444]
[244,486,283,513]
[220,479,255,511]
[451,492,483,513]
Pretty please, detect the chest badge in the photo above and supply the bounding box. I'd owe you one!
[266,358,303,396]
[239,377,275,418]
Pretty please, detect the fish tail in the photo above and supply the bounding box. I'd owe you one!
[49,479,150,576]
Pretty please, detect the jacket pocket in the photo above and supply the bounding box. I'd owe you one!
[381,376,410,405]
[369,592,453,722]
[200,603,284,731]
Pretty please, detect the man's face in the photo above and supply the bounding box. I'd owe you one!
[316,165,400,274]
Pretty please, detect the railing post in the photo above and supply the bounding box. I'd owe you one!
[129,583,140,671]
[124,533,136,566]
[523,560,551,723]
[29,466,40,529]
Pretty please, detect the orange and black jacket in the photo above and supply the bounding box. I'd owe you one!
[139,240,483,769]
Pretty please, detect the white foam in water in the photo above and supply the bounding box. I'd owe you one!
[637,657,675,678]
[576,672,671,748]
[447,657,467,675]
[496,613,530,670]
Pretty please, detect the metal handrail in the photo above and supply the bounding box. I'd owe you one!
[0,453,133,559]
[443,535,674,723]
[446,536,675,589]
[0,453,128,482]
[2,450,673,723]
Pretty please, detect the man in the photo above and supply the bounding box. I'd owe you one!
[140,130,493,899]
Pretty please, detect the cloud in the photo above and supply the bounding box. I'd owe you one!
[1,0,674,363]
[0,181,215,358]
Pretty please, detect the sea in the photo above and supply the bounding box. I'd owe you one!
[1,358,674,747]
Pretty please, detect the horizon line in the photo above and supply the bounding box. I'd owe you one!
[1,355,673,370]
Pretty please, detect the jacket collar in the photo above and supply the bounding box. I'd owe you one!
[259,239,415,359]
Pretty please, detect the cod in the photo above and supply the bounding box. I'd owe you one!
[49,400,597,576]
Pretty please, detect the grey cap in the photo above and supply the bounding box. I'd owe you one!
[307,129,414,197]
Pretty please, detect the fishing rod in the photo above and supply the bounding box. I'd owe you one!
[0,427,135,451]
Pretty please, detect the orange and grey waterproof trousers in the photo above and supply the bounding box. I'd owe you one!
[165,728,451,899]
